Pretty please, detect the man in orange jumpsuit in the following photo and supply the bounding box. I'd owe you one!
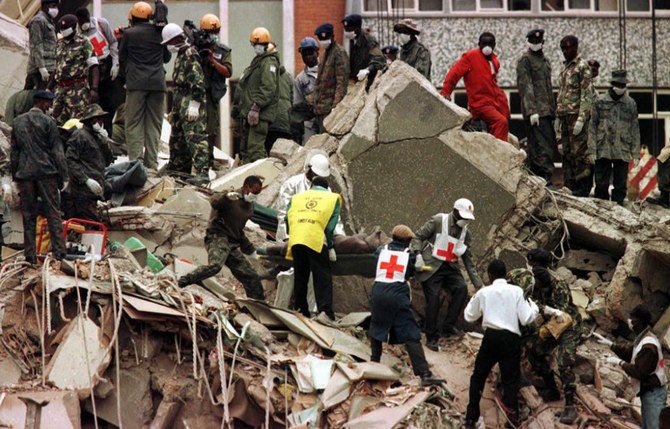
[440,32,510,142]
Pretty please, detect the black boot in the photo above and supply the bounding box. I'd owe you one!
[538,374,560,402]
[559,394,578,424]
[648,192,670,208]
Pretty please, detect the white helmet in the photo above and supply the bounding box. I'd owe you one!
[161,23,184,45]
[308,153,330,177]
[454,198,475,220]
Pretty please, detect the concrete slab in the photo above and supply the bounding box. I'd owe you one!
[0,390,81,429]
[209,158,284,192]
[158,188,211,227]
[0,14,29,117]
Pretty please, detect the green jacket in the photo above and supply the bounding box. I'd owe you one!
[588,90,640,161]
[314,42,349,116]
[270,66,293,134]
[349,31,385,79]
[400,38,431,80]
[236,50,280,123]
[516,50,556,119]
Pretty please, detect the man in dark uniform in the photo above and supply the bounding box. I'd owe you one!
[517,29,556,185]
[369,224,443,386]
[26,0,59,90]
[10,90,68,263]
[342,14,385,85]
[393,19,431,80]
[178,175,265,300]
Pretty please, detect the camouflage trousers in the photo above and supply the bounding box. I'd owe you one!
[54,81,89,126]
[167,94,209,176]
[240,119,269,164]
[526,117,556,183]
[560,114,593,197]
[178,234,264,300]
[527,325,579,399]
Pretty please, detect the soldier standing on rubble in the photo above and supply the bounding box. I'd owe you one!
[313,23,348,133]
[556,35,594,197]
[52,14,100,125]
[393,19,431,80]
[293,37,320,144]
[342,14,385,86]
[411,198,484,351]
[10,90,67,263]
[369,224,444,387]
[177,175,265,300]
[589,70,640,205]
[25,0,59,90]
[64,104,114,221]
[517,29,556,186]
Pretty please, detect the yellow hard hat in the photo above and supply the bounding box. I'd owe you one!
[61,119,82,131]
[130,2,152,19]
[249,27,271,44]
[200,14,221,31]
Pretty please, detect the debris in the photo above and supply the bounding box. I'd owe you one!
[560,249,618,273]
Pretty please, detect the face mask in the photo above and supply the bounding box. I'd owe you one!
[209,34,219,44]
[307,65,318,73]
[481,46,493,56]
[398,33,412,45]
[528,42,542,52]
[61,27,74,38]
[167,45,179,54]
[244,193,258,203]
[253,44,266,56]
[318,39,331,49]
[456,219,471,228]
[48,7,58,18]
[81,22,91,31]
[612,86,626,95]
[344,31,356,40]
[45,107,54,116]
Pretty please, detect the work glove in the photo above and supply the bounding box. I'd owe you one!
[606,356,623,366]
[356,68,370,82]
[85,178,104,197]
[415,254,425,270]
[543,305,565,323]
[593,332,613,347]
[95,128,109,140]
[39,67,50,81]
[658,146,670,164]
[573,118,585,136]
[554,118,562,140]
[110,62,120,80]
[328,248,337,262]
[530,113,540,126]
[187,100,200,121]
[250,251,259,260]
[247,103,260,126]
[587,154,596,165]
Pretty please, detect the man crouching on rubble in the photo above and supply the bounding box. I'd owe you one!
[368,224,444,387]
[177,175,265,300]
[596,305,668,429]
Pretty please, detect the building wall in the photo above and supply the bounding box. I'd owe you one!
[293,0,347,72]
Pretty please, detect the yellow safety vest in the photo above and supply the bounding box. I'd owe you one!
[286,189,341,260]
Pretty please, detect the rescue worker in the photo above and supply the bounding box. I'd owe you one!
[517,29,556,185]
[393,19,431,80]
[342,14,385,86]
[4,89,36,127]
[596,305,668,429]
[161,23,209,184]
[265,42,293,153]
[464,260,539,428]
[313,23,348,132]
[177,175,265,300]
[589,70,640,205]
[26,0,58,90]
[235,27,280,163]
[369,224,444,387]
[382,45,399,64]
[119,1,171,172]
[648,146,670,208]
[52,14,100,125]
[64,104,114,221]
[589,59,601,80]
[557,35,594,197]
[286,176,340,319]
[198,14,232,165]
[524,248,581,424]
[76,7,121,135]
[411,198,484,351]
[10,91,67,263]
[293,37,319,144]
[441,32,510,142]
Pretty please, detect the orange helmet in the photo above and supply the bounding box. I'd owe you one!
[249,27,271,44]
[200,14,221,31]
[130,2,152,19]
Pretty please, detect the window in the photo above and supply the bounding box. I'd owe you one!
[452,0,530,10]
[541,0,665,11]
[362,0,444,11]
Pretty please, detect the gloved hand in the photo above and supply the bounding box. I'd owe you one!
[110,62,120,80]
[587,154,596,165]
[187,100,200,121]
[85,178,104,197]
[247,103,260,126]
[328,248,337,262]
[356,68,370,82]
[593,332,613,347]
[543,305,565,323]
[658,146,670,164]
[606,356,623,366]
[554,118,562,139]
[530,113,540,126]
[39,67,50,81]
[250,251,259,260]
[415,254,425,270]
[95,127,109,140]
[573,118,585,136]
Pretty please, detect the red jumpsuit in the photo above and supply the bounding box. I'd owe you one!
[441,48,510,142]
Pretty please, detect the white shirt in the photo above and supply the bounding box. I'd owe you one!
[464,278,539,336]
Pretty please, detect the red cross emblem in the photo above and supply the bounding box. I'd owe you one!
[90,36,107,57]
[436,242,456,261]
[379,255,405,279]
[661,359,665,368]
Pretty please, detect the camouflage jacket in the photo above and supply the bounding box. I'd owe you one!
[172,45,206,103]
[400,38,431,80]
[314,42,349,116]
[532,266,581,323]
[27,11,58,73]
[235,50,280,122]
[349,31,385,79]
[10,108,67,181]
[557,55,593,119]
[66,127,113,198]
[516,50,556,119]
[55,35,97,83]
[588,91,640,161]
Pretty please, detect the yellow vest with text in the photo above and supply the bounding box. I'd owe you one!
[286,189,341,260]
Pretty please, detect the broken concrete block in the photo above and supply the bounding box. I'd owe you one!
[587,295,618,331]
[0,391,81,429]
[150,400,181,429]
[323,81,367,136]
[652,302,670,350]
[599,366,629,396]
[0,15,29,118]
[158,187,211,227]
[554,266,577,285]
[209,157,283,192]
[270,138,303,164]
[560,249,617,273]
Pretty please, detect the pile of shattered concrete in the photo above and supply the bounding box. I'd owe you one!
[2,61,670,428]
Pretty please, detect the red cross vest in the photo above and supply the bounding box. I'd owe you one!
[375,246,410,283]
[631,332,667,394]
[432,214,468,263]
[84,18,110,59]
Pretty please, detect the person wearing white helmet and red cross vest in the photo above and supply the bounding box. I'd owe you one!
[411,198,484,351]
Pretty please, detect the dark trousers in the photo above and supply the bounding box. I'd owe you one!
[526,117,556,183]
[594,158,629,204]
[98,56,124,135]
[658,159,670,194]
[371,338,430,376]
[466,328,522,423]
[17,177,66,262]
[24,70,49,90]
[264,129,292,155]
[292,244,334,319]
[421,262,468,342]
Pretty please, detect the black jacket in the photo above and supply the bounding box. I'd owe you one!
[119,23,171,91]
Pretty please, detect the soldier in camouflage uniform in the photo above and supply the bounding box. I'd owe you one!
[342,14,385,86]
[26,0,59,90]
[313,23,349,133]
[177,175,265,300]
[517,29,556,185]
[557,35,593,197]
[53,14,100,126]
[589,70,640,205]
[10,91,68,263]
[393,19,431,80]
[161,24,209,184]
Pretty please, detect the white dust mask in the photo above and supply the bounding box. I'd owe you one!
[481,46,493,56]
[48,7,58,18]
[528,42,542,52]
